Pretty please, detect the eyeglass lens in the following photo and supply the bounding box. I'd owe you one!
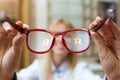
[27,31,54,52]
[63,31,90,52]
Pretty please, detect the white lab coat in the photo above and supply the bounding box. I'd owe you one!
[17,60,106,80]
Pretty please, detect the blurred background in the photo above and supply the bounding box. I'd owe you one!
[0,0,120,77]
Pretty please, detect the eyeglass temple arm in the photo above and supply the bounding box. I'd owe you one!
[0,11,27,34]
[91,8,115,32]
[91,16,108,32]
[0,9,115,33]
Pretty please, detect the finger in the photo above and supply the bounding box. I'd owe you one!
[4,33,26,69]
[108,19,120,40]
[16,21,29,30]
[100,19,116,40]
[2,21,19,34]
[0,26,13,41]
[2,22,13,32]
[89,20,97,29]
[23,24,29,30]
[91,32,118,70]
[12,33,26,56]
[91,31,108,59]
[10,33,25,63]
[89,16,102,29]
[2,20,25,33]
[2,22,17,39]
[2,21,28,39]
[95,16,103,23]
[16,21,23,27]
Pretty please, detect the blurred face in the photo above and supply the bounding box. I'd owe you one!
[52,24,70,63]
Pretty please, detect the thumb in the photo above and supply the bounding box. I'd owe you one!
[12,33,26,57]
[2,33,26,71]
[91,32,108,59]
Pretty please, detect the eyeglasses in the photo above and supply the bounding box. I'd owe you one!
[26,29,91,54]
[0,10,109,54]
[26,15,107,54]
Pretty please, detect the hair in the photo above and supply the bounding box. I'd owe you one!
[43,19,78,80]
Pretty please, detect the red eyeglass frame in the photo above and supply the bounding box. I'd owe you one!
[0,12,108,54]
[26,29,91,54]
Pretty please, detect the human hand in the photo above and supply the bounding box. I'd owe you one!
[89,17,120,80]
[0,21,29,80]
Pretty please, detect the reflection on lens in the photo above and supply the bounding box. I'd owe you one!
[63,31,90,52]
[27,31,54,52]
[43,39,50,46]
[74,37,82,45]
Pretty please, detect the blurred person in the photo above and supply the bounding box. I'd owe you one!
[17,19,101,80]
[0,17,120,80]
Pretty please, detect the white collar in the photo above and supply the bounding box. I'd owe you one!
[51,60,68,74]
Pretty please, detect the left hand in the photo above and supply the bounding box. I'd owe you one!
[0,21,28,80]
[89,17,120,80]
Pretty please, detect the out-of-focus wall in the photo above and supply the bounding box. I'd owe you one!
[30,0,48,29]
[0,0,19,19]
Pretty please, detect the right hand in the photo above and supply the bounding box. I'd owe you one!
[89,17,120,80]
[0,21,29,80]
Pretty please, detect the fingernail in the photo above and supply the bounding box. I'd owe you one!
[96,16,100,20]
[2,22,12,31]
[23,24,29,27]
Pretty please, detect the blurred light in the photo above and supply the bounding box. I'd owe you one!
[43,39,50,46]
[74,37,82,45]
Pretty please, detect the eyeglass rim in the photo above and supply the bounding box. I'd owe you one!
[25,28,91,54]
[62,29,91,54]
[26,29,55,54]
